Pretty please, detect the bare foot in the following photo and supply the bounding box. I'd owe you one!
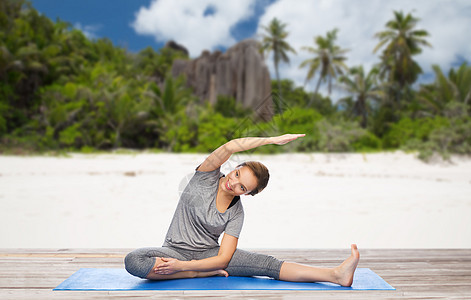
[196,269,228,278]
[333,244,360,287]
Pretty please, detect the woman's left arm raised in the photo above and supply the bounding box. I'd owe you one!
[197,134,305,172]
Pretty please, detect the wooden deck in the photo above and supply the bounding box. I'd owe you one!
[0,248,470,299]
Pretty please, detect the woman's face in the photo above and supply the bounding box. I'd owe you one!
[222,166,258,196]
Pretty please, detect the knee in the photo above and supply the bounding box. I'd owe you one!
[124,251,151,279]
[124,251,139,276]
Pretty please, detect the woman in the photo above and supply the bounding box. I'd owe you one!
[125,134,360,286]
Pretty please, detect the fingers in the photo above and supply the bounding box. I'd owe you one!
[157,257,173,267]
[154,257,170,273]
[155,261,171,268]
[291,133,306,139]
[281,133,306,142]
[154,265,169,274]
[276,134,305,145]
[154,257,178,274]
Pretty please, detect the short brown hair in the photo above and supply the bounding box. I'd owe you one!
[237,161,269,196]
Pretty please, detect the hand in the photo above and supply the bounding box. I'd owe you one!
[154,257,183,275]
[271,134,306,145]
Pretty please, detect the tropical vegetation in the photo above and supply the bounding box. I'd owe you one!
[260,17,296,114]
[1,1,470,160]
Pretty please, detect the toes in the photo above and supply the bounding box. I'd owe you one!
[351,244,360,258]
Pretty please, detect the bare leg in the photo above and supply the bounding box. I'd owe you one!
[146,258,228,280]
[279,244,360,287]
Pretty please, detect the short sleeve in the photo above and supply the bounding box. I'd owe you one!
[192,166,222,186]
[224,206,244,238]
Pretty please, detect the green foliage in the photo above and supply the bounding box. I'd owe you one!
[59,123,82,147]
[420,102,471,159]
[214,95,252,118]
[260,17,296,113]
[300,28,349,96]
[135,46,188,79]
[382,102,471,159]
[374,10,431,88]
[245,107,323,153]
[274,107,323,136]
[337,66,384,128]
[417,63,471,116]
[196,110,238,152]
[317,118,381,152]
[160,104,243,153]
[371,10,432,128]
[271,79,335,116]
[352,132,383,151]
[0,2,468,160]
[161,107,198,152]
[0,0,193,152]
[0,101,9,135]
[271,79,307,107]
[383,116,450,148]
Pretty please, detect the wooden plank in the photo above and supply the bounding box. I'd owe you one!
[0,249,470,299]
[0,253,125,258]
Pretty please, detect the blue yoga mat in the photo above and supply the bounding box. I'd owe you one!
[54,268,394,291]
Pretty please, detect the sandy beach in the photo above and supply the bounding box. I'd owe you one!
[1,151,470,249]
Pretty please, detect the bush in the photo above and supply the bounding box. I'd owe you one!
[316,118,379,152]
[59,123,83,147]
[383,102,471,160]
[160,108,198,152]
[214,95,252,118]
[246,107,323,153]
[196,110,238,152]
[415,102,471,160]
[382,117,450,149]
[0,101,9,136]
[352,132,383,151]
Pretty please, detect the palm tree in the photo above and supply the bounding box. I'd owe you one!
[337,66,384,128]
[300,29,349,105]
[448,63,471,105]
[374,11,431,91]
[260,18,296,113]
[418,63,471,115]
[144,74,195,150]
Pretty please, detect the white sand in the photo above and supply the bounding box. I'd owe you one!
[1,151,470,249]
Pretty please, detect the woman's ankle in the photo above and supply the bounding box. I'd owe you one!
[195,269,228,278]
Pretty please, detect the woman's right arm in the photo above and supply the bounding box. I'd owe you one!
[197,134,305,172]
[153,233,238,274]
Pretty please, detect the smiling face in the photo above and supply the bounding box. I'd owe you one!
[221,166,258,196]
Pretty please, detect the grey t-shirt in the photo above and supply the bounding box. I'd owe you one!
[163,167,244,251]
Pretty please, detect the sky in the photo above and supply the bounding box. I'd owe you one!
[30,0,471,95]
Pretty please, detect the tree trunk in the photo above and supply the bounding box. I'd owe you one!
[308,76,323,107]
[328,76,332,95]
[114,128,121,149]
[274,61,283,114]
[359,97,367,128]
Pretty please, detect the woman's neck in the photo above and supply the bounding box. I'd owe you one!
[216,178,233,213]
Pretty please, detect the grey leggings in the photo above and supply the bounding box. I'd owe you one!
[124,246,284,280]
